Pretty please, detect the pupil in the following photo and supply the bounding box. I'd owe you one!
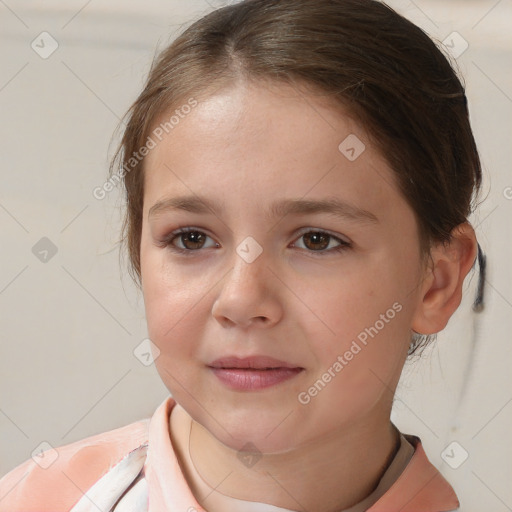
[185,231,203,249]
[306,233,328,250]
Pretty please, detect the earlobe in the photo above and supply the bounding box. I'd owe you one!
[411,222,478,335]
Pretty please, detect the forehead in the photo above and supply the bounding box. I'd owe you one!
[142,81,405,224]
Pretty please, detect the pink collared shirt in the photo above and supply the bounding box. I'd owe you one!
[0,396,460,511]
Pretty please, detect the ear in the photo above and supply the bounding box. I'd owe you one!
[411,222,478,335]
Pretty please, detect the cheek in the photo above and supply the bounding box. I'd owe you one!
[144,276,208,398]
[140,260,228,397]
[144,288,203,355]
[309,263,399,345]
[142,247,198,320]
[305,265,410,395]
[299,317,408,427]
[141,257,201,358]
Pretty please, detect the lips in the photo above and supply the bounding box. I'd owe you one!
[208,356,304,391]
[209,356,301,370]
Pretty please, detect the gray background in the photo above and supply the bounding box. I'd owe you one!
[1,0,511,509]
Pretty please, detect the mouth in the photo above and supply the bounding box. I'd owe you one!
[207,356,304,391]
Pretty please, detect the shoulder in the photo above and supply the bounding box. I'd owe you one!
[0,417,150,511]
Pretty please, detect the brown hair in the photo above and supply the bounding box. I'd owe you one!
[109,0,484,353]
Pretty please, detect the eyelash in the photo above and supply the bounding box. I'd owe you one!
[159,227,352,256]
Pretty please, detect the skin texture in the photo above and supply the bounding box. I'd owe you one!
[140,80,477,511]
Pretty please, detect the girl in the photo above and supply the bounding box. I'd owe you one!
[0,0,486,510]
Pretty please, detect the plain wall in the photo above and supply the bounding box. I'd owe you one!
[1,1,511,509]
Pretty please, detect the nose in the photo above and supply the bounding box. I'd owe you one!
[212,247,283,329]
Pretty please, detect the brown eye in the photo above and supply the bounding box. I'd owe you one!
[303,232,330,251]
[163,228,218,252]
[293,229,351,255]
[179,231,207,250]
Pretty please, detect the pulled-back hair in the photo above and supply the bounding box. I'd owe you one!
[108,0,485,354]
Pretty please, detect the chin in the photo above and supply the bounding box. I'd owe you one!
[191,404,309,454]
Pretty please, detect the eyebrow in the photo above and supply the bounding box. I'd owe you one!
[148,195,379,225]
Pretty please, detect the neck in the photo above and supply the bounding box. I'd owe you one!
[170,403,400,512]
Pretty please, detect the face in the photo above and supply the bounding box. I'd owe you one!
[140,80,426,453]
